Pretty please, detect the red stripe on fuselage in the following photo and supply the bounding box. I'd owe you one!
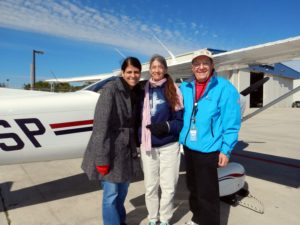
[226,173,244,177]
[50,120,93,129]
[219,173,245,180]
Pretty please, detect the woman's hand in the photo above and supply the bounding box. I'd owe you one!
[146,122,169,137]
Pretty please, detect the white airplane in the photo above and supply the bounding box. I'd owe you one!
[1,36,300,204]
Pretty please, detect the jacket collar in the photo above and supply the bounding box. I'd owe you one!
[116,76,131,93]
[186,74,219,100]
[114,77,132,116]
[187,73,217,88]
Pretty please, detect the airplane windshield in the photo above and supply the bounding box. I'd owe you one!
[82,76,118,93]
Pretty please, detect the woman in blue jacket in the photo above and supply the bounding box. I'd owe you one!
[139,54,183,225]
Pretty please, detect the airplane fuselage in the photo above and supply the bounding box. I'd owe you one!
[0,88,99,165]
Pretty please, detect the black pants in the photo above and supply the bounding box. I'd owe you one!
[183,146,220,225]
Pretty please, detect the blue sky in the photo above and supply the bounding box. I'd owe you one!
[0,0,300,88]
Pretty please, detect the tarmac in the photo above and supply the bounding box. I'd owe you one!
[1,108,300,225]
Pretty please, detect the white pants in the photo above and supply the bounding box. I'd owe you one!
[141,142,181,223]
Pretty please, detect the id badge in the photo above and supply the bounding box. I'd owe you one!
[189,128,197,141]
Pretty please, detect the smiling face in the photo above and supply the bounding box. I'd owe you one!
[149,59,167,81]
[192,56,214,83]
[121,64,141,89]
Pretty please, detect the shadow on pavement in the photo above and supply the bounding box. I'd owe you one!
[233,141,300,188]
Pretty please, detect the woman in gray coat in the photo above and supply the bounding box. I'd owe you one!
[82,57,142,225]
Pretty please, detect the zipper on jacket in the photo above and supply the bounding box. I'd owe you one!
[210,118,214,137]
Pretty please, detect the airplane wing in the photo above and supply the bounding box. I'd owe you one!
[163,35,300,78]
[45,72,119,83]
[213,36,300,72]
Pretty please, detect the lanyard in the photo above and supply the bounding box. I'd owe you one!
[191,102,198,124]
[193,78,209,123]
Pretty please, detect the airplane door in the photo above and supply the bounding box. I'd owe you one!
[250,72,264,108]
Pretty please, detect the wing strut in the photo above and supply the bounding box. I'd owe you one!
[242,86,300,122]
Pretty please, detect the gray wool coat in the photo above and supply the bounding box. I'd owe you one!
[81,77,142,182]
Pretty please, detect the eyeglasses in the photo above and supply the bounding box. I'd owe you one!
[192,62,211,68]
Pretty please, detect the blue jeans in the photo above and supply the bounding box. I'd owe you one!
[101,180,129,225]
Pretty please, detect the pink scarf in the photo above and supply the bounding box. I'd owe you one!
[140,78,183,152]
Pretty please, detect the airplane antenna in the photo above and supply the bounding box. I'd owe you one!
[152,34,176,61]
[114,48,126,59]
[50,70,58,81]
[49,70,58,92]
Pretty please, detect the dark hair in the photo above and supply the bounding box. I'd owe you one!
[121,57,142,72]
[149,54,179,111]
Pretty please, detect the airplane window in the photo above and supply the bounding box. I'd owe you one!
[82,76,118,93]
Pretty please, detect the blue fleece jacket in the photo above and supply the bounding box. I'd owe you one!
[179,75,241,158]
[139,83,183,147]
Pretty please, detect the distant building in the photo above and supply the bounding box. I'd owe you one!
[228,63,300,108]
[293,79,300,103]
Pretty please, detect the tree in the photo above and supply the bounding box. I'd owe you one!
[24,81,50,91]
[23,81,83,92]
[0,83,6,87]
